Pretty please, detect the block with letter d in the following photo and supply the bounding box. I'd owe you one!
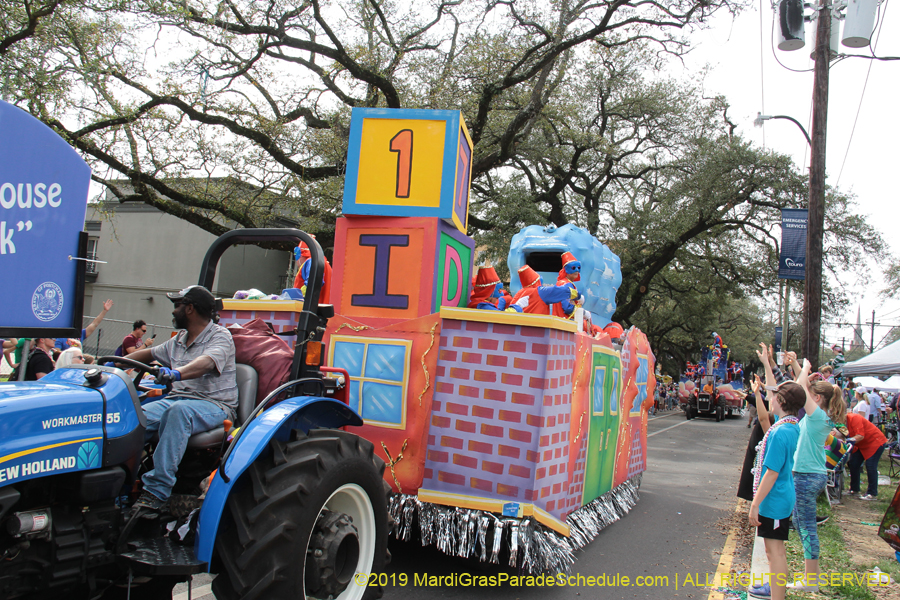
[341,108,473,234]
[331,216,474,326]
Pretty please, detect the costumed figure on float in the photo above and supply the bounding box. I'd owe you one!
[293,239,333,304]
[509,265,583,315]
[467,266,518,311]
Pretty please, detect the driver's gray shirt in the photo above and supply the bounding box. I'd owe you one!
[150,320,237,419]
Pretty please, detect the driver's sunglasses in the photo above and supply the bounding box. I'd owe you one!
[173,301,189,308]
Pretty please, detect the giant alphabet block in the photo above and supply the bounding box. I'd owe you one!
[331,216,474,327]
[341,108,473,233]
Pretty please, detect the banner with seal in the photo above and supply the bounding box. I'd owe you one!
[0,100,89,337]
[779,208,807,280]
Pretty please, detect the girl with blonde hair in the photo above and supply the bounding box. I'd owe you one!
[809,380,846,425]
[787,377,847,592]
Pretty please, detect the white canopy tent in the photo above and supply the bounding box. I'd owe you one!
[841,339,900,377]
[851,376,900,393]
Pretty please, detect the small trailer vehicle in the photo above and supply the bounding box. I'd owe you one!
[0,229,390,600]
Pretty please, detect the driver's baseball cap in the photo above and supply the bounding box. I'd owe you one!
[167,285,216,313]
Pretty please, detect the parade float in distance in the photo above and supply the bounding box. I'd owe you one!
[218,108,656,571]
[678,333,745,422]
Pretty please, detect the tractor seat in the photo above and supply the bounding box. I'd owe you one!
[182,363,259,449]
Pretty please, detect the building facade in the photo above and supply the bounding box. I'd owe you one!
[83,200,293,328]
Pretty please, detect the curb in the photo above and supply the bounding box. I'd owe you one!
[750,535,770,587]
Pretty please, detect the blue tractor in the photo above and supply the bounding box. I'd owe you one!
[0,229,390,600]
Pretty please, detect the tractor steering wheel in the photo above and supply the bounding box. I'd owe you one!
[96,356,170,395]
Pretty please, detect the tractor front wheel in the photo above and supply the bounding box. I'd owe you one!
[212,429,390,600]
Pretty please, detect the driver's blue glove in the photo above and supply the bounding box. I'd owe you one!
[156,367,181,385]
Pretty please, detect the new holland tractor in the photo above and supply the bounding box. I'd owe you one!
[0,229,390,600]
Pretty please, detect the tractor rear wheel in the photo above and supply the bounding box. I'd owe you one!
[212,429,390,600]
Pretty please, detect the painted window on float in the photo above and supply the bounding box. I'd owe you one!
[330,336,412,428]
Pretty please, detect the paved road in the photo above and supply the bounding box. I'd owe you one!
[174,409,751,600]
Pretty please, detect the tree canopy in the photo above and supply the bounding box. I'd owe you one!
[1,0,887,372]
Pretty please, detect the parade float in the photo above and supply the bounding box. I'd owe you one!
[678,334,745,421]
[219,108,655,572]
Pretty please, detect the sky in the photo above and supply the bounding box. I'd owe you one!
[676,0,900,352]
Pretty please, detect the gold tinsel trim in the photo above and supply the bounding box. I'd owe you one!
[381,438,408,494]
[571,338,588,444]
[333,322,373,333]
[417,322,439,407]
[573,412,586,444]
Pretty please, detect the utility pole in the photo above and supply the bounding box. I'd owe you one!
[866,310,879,354]
[803,0,830,370]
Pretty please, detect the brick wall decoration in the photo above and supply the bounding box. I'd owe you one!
[418,312,579,530]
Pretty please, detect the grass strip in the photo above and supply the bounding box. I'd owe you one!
[783,455,900,599]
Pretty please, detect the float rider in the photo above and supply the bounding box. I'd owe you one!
[552,252,582,319]
[125,285,237,515]
[509,265,582,315]
[467,266,517,311]
[293,240,333,304]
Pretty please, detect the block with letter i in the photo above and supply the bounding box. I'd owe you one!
[341,107,473,234]
[331,216,475,327]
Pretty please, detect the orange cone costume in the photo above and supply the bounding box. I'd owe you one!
[467,266,508,310]
[509,265,580,315]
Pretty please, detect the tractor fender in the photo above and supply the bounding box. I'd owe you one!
[195,396,363,565]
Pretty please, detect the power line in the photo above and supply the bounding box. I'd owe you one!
[760,0,767,148]
[834,58,873,186]
[835,0,887,186]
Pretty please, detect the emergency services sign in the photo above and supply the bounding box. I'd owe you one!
[0,100,90,333]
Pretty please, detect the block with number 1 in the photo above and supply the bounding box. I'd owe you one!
[341,108,473,234]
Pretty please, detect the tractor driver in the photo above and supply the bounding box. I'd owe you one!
[124,285,237,515]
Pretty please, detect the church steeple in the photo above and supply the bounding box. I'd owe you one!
[851,306,866,350]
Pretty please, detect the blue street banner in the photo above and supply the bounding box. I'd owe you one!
[0,100,90,336]
[779,208,807,280]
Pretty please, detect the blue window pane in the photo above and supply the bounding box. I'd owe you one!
[593,367,606,415]
[633,357,648,413]
[364,344,407,382]
[348,380,361,414]
[334,341,365,377]
[361,381,403,424]
[611,370,619,413]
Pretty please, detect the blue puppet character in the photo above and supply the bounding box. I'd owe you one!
[467,266,518,311]
[509,265,582,315]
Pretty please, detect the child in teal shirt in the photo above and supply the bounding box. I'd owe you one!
[748,345,807,600]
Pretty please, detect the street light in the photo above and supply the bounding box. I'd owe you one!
[754,112,812,146]
[754,111,812,362]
